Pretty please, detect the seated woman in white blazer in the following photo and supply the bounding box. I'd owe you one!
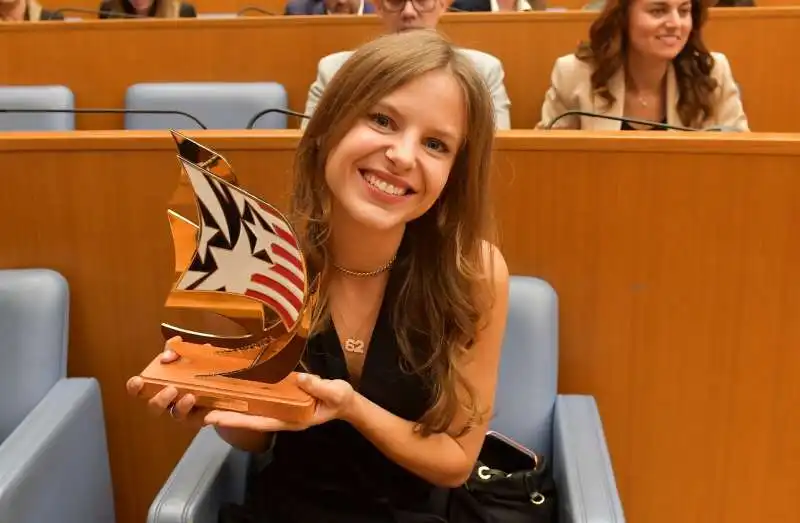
[536,0,749,131]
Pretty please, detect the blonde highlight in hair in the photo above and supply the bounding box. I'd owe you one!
[292,29,498,437]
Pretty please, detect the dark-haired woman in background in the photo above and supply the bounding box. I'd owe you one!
[97,0,196,18]
[537,0,748,131]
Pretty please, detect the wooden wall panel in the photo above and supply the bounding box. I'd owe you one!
[0,130,798,523]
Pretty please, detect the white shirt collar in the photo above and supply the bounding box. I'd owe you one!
[489,0,532,10]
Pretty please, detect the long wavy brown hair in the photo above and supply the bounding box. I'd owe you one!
[106,0,180,17]
[576,0,717,127]
[291,29,498,437]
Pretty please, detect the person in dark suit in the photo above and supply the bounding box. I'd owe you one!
[97,0,196,18]
[450,0,544,11]
[0,0,64,20]
[284,0,376,15]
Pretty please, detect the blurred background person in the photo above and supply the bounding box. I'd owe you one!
[285,0,376,15]
[0,0,63,20]
[450,0,545,12]
[537,0,748,131]
[98,0,196,18]
[302,0,511,129]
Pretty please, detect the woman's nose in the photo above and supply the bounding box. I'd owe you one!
[385,136,416,171]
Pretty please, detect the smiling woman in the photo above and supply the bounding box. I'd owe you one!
[127,28,510,523]
[535,0,749,131]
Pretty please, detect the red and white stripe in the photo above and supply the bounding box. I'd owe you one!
[245,203,306,330]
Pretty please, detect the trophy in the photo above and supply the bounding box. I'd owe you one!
[137,131,317,423]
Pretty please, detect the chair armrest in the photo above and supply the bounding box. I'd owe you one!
[0,377,115,523]
[147,425,250,523]
[553,394,625,523]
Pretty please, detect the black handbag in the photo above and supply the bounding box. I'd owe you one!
[448,431,558,523]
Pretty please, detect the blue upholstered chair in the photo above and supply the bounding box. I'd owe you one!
[0,85,75,131]
[147,276,626,523]
[124,82,290,130]
[0,269,116,523]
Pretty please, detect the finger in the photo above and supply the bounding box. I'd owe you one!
[296,374,343,403]
[160,336,183,363]
[204,410,299,432]
[170,393,197,421]
[147,386,179,416]
[126,376,144,397]
[296,373,318,393]
[160,348,181,364]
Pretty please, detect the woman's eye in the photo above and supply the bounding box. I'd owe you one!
[425,138,448,153]
[370,113,392,128]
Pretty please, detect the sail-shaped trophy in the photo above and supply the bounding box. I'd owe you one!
[137,131,317,423]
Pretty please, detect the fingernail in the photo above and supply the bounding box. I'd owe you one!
[164,349,176,359]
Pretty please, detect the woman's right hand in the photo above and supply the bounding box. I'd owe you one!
[126,337,210,428]
[127,337,275,452]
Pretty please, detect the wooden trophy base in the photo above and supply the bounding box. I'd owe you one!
[138,340,316,423]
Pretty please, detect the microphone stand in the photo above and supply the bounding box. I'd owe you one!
[545,110,698,132]
[246,108,309,129]
[0,108,208,129]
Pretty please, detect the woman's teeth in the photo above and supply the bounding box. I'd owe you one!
[363,172,408,196]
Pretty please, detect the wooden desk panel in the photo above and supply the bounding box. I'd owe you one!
[37,0,800,16]
[0,130,799,523]
[0,9,799,131]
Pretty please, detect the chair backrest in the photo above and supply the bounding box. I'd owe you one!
[0,85,75,131]
[124,82,289,130]
[490,276,559,459]
[0,269,69,443]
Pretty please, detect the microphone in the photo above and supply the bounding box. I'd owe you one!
[246,108,309,130]
[0,108,207,129]
[544,110,698,131]
[54,7,147,18]
[236,6,278,15]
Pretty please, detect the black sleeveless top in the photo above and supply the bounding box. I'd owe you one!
[246,272,449,523]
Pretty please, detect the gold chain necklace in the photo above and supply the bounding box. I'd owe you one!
[329,261,391,354]
[332,255,396,278]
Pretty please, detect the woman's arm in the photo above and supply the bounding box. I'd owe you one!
[202,246,509,486]
[536,56,581,130]
[712,53,750,131]
[341,246,510,487]
[214,426,274,454]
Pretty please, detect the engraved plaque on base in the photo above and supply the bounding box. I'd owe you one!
[137,131,317,423]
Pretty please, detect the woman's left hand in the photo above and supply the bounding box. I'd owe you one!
[202,373,356,432]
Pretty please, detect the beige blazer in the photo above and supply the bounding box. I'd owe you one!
[301,48,512,130]
[535,52,749,131]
